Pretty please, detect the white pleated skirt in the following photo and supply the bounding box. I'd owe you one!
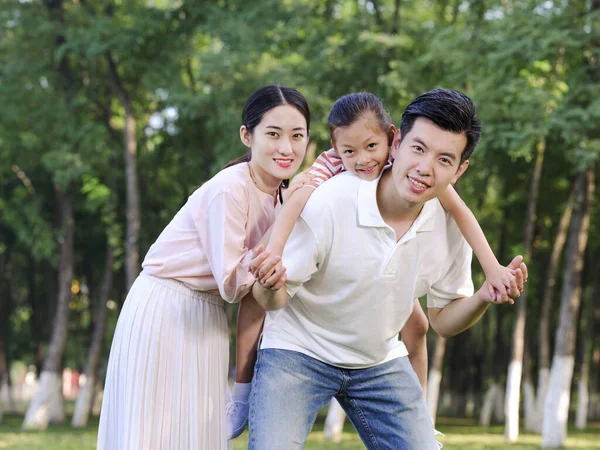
[97,273,231,450]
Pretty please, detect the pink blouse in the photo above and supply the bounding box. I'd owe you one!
[141,163,277,303]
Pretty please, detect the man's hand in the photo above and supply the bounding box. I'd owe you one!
[479,255,528,305]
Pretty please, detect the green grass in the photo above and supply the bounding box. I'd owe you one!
[1,414,599,449]
[0,414,98,450]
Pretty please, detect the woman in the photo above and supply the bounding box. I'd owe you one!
[97,85,310,450]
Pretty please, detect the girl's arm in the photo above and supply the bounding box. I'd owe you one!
[438,185,514,301]
[255,149,344,284]
[266,186,314,257]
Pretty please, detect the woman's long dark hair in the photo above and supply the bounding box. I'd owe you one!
[223,85,310,201]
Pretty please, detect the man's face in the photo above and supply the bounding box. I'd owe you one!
[389,117,469,205]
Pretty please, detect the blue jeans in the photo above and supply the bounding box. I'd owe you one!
[248,349,437,450]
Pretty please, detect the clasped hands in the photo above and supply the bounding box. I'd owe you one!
[481,255,528,305]
[248,246,287,291]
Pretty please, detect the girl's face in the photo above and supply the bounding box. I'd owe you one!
[332,113,395,181]
[241,105,308,187]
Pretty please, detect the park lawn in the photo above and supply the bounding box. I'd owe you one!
[1,414,599,449]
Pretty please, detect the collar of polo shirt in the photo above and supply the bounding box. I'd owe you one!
[357,166,436,233]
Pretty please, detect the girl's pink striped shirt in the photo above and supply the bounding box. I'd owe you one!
[305,148,345,188]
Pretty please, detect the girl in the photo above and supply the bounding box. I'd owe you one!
[227,92,516,439]
[97,85,310,450]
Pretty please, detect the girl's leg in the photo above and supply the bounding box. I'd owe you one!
[400,300,429,396]
[227,293,265,439]
[235,294,266,382]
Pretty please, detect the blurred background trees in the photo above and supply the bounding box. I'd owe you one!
[0,0,598,447]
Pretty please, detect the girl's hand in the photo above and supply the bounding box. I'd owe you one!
[283,169,315,202]
[249,247,287,291]
[483,258,528,304]
[248,245,269,277]
[256,254,287,291]
[260,262,287,291]
[485,264,517,304]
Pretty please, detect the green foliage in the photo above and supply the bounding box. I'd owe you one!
[1,0,599,409]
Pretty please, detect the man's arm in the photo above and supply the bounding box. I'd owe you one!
[428,290,490,339]
[252,275,291,311]
[429,255,527,338]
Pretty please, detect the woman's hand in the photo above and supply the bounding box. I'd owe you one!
[248,246,287,291]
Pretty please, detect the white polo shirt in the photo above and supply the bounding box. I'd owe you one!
[260,169,474,369]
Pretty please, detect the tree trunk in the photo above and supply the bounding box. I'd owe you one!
[108,54,140,290]
[535,184,575,432]
[92,379,104,417]
[391,0,402,34]
[22,187,75,430]
[0,347,4,423]
[0,238,11,423]
[370,0,384,27]
[523,342,537,432]
[481,199,509,428]
[427,335,447,427]
[542,164,594,447]
[575,275,597,429]
[4,352,16,413]
[480,383,497,426]
[323,398,346,443]
[72,239,113,427]
[505,138,545,442]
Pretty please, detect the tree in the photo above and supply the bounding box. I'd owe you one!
[323,399,346,443]
[542,163,595,447]
[575,276,597,430]
[72,171,118,427]
[20,0,93,429]
[535,185,575,432]
[23,184,76,429]
[426,335,447,427]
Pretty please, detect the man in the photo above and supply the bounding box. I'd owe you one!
[249,89,527,449]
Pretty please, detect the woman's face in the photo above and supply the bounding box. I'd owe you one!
[241,105,308,185]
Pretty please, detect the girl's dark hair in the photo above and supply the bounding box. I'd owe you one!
[400,88,482,164]
[327,92,392,140]
[224,85,311,170]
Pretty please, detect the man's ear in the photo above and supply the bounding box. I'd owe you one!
[240,125,252,148]
[390,129,402,159]
[452,160,469,184]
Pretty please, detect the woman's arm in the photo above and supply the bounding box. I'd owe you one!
[194,191,258,303]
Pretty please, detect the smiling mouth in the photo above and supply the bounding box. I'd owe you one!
[357,165,377,174]
[274,158,293,168]
[407,176,430,189]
